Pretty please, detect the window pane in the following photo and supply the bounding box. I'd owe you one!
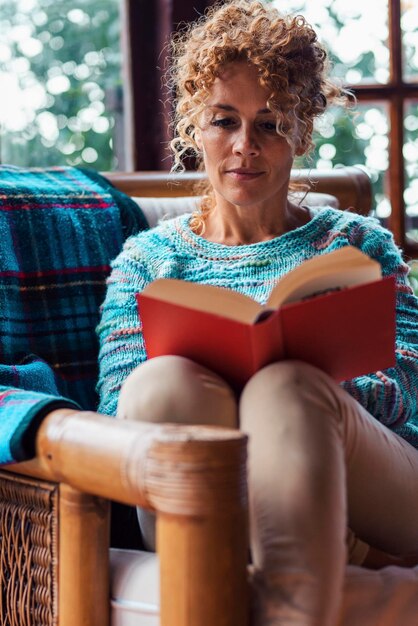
[402,0,418,82]
[404,101,418,242]
[0,0,122,170]
[294,103,390,225]
[266,0,390,84]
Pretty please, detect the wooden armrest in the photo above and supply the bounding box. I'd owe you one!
[10,408,247,513]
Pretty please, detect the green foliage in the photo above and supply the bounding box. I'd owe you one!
[0,0,121,170]
[408,262,418,296]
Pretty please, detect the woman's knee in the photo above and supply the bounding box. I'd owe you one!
[247,360,331,394]
[117,355,238,428]
[240,360,339,433]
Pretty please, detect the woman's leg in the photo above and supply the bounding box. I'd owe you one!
[117,355,238,427]
[117,355,238,549]
[240,360,418,626]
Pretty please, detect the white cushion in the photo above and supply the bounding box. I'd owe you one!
[110,548,159,626]
[132,197,200,228]
[133,193,339,228]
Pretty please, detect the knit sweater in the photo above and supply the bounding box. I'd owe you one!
[97,207,418,446]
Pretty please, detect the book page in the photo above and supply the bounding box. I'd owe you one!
[266,247,382,309]
[141,278,263,323]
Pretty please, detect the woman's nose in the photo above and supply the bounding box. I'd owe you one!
[232,126,260,156]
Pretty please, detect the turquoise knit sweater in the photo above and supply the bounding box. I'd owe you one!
[97,206,418,446]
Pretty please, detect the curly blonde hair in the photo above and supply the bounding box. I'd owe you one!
[168,0,350,232]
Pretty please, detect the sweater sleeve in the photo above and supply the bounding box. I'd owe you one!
[0,387,79,464]
[0,356,80,464]
[340,221,418,431]
[96,238,153,417]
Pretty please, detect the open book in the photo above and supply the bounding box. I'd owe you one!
[137,246,396,388]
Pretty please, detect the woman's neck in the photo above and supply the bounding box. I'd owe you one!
[198,201,312,246]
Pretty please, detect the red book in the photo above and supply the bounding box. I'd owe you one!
[137,247,396,390]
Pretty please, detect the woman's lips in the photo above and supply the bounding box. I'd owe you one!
[226,169,264,181]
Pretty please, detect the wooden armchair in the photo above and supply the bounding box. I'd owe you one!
[0,166,372,626]
[3,414,248,626]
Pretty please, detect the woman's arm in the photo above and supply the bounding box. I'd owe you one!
[341,222,418,432]
[96,238,154,417]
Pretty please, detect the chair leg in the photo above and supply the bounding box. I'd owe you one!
[59,484,110,626]
[158,510,249,626]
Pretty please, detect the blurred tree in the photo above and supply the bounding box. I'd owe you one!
[0,0,121,170]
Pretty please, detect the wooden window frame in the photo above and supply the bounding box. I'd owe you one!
[121,0,213,171]
[351,0,418,256]
[122,0,417,256]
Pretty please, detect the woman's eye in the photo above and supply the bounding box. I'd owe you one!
[260,121,277,132]
[211,117,236,128]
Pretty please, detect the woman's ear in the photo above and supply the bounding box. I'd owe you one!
[195,128,203,151]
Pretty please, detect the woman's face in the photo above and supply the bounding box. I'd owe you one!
[196,61,295,213]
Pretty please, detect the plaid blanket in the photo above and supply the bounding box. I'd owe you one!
[0,165,148,463]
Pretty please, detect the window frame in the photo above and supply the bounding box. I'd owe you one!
[121,0,213,171]
[123,0,418,255]
[349,0,418,256]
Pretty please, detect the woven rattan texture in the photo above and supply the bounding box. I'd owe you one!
[0,472,58,626]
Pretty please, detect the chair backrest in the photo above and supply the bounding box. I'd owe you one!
[107,166,372,216]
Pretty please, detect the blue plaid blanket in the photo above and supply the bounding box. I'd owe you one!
[0,165,148,463]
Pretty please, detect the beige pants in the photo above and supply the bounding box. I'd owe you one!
[118,356,418,626]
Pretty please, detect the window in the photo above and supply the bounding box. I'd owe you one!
[2,0,417,255]
[0,0,122,170]
[267,0,418,257]
[0,0,213,172]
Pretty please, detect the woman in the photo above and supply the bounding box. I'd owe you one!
[97,2,418,624]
